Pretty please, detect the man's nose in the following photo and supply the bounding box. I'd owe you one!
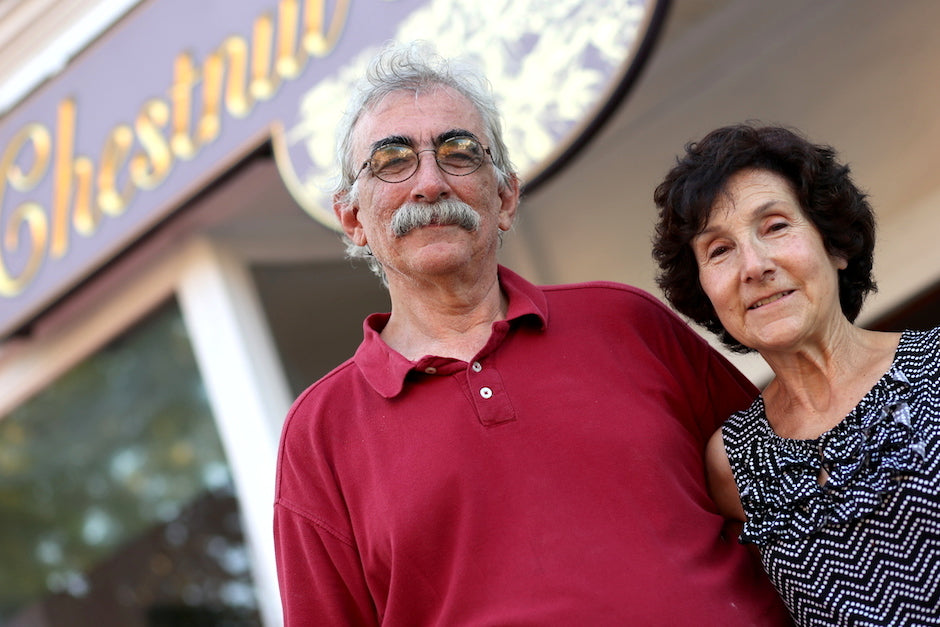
[410,151,450,202]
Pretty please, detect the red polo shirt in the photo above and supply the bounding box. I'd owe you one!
[274,266,789,625]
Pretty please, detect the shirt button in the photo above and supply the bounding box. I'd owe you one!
[424,367,437,374]
[479,387,493,399]
[471,361,483,372]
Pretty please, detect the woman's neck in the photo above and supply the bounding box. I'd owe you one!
[762,327,902,439]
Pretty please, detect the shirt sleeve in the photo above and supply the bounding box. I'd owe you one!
[274,501,377,626]
[701,345,758,431]
[274,379,380,626]
[638,291,758,441]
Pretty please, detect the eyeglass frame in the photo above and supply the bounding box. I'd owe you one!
[356,134,493,184]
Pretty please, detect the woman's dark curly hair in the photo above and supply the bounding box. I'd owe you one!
[652,123,877,353]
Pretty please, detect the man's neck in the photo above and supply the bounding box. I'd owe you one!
[381,270,506,362]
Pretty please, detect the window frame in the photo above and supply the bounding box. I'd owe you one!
[0,236,290,626]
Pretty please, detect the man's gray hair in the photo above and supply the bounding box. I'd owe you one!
[333,42,516,285]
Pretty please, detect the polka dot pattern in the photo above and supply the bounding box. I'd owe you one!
[723,327,940,625]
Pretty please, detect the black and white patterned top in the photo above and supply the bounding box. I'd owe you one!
[723,327,940,626]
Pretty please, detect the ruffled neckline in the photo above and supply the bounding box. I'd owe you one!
[736,338,928,545]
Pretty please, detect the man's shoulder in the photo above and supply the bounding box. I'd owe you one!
[501,266,666,310]
[541,279,656,298]
[277,357,376,467]
[539,279,676,315]
[295,357,362,401]
[284,358,363,423]
[534,278,721,358]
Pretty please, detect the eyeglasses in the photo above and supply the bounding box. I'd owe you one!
[358,136,492,183]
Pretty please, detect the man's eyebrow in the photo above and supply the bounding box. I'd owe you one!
[437,129,480,144]
[370,135,412,152]
[368,130,481,153]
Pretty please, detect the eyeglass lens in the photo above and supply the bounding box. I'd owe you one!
[368,136,487,183]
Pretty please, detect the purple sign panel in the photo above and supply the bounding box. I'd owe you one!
[0,0,666,339]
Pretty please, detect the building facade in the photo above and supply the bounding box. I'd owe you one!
[0,0,938,625]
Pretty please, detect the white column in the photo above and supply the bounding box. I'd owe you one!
[176,238,291,627]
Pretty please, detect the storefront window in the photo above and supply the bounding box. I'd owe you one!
[0,301,262,626]
[253,260,390,396]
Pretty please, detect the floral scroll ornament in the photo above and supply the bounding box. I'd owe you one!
[273,0,665,229]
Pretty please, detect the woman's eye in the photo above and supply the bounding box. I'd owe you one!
[708,245,729,259]
[767,221,788,233]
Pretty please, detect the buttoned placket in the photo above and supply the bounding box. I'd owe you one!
[466,358,515,426]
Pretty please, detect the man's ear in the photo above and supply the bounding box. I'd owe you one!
[334,193,367,245]
[497,174,520,232]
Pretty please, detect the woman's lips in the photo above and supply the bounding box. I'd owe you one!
[748,290,794,310]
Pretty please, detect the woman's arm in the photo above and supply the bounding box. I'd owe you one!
[705,429,746,522]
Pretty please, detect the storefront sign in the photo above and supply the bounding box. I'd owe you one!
[0,0,667,338]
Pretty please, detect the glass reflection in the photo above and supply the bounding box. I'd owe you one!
[0,300,261,626]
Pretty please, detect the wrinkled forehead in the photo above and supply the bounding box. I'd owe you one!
[704,168,797,223]
[351,86,486,157]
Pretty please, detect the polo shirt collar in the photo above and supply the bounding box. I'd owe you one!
[354,265,548,398]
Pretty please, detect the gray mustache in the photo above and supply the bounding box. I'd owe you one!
[391,200,481,237]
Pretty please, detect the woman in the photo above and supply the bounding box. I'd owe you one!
[652,123,940,625]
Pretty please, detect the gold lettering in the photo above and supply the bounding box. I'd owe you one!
[131,99,173,190]
[70,159,96,235]
[170,53,201,160]
[276,0,303,78]
[200,37,252,145]
[250,12,280,101]
[1,0,355,308]
[51,99,94,258]
[303,0,350,57]
[3,124,51,193]
[97,125,136,217]
[0,125,51,296]
[0,202,48,297]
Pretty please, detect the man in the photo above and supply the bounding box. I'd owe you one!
[273,44,790,625]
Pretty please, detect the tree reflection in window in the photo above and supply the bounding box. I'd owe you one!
[0,300,262,626]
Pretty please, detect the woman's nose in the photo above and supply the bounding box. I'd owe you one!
[741,241,775,282]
